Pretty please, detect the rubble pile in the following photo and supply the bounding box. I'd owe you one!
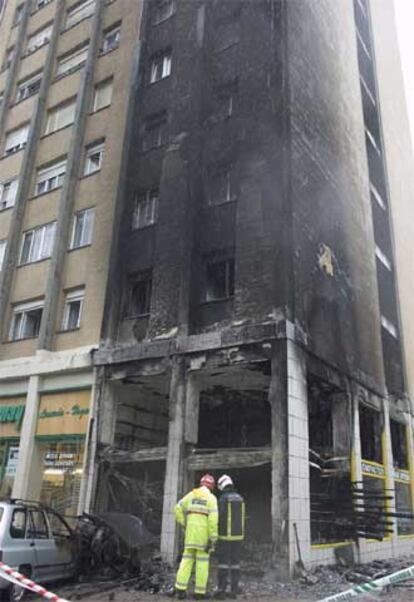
[241,555,414,600]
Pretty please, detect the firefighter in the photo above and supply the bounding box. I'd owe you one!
[174,474,218,599]
[215,475,245,599]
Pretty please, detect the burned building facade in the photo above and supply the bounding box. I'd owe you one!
[92,0,414,573]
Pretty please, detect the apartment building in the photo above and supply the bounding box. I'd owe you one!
[91,0,414,573]
[0,0,143,516]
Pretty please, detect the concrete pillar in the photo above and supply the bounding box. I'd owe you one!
[269,330,310,578]
[12,376,41,499]
[93,373,117,511]
[77,370,99,513]
[161,359,187,564]
[382,398,398,546]
[351,392,367,561]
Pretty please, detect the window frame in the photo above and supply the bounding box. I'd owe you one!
[142,113,168,151]
[56,44,89,78]
[127,271,153,317]
[70,207,95,250]
[152,0,175,25]
[0,239,6,271]
[132,189,159,230]
[16,72,42,103]
[65,0,95,29]
[101,23,121,54]
[26,22,53,54]
[149,50,172,84]
[203,255,235,302]
[35,160,67,196]
[83,141,105,176]
[4,124,29,155]
[0,178,18,211]
[19,221,57,265]
[92,78,113,112]
[9,299,44,341]
[62,288,85,331]
[45,98,76,135]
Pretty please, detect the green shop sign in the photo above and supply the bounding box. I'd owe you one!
[0,405,25,426]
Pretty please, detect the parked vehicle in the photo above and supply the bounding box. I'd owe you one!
[0,500,77,601]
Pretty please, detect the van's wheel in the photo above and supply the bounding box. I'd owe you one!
[7,582,25,602]
[5,566,30,602]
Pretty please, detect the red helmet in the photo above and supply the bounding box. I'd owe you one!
[200,474,215,490]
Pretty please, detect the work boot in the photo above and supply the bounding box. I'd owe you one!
[176,591,187,600]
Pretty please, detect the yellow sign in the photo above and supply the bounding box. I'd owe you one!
[36,390,91,437]
[0,398,26,438]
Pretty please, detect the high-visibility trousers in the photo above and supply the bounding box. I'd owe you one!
[175,547,210,595]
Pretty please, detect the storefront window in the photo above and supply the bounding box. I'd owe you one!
[39,440,85,517]
[390,419,414,535]
[0,442,20,498]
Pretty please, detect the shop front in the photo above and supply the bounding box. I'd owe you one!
[0,398,25,498]
[36,390,91,517]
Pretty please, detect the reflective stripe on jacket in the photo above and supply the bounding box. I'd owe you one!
[218,489,245,542]
[175,486,218,549]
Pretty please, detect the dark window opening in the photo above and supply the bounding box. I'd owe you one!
[152,0,174,25]
[390,419,408,470]
[207,165,236,206]
[142,113,168,151]
[198,381,271,449]
[127,271,152,316]
[203,256,235,302]
[359,404,382,463]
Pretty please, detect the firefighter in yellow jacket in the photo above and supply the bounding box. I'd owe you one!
[174,474,218,599]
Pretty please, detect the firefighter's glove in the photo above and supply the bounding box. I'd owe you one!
[206,540,216,554]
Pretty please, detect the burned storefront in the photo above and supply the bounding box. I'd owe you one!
[90,0,414,575]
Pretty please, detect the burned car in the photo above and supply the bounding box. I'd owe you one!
[0,500,77,601]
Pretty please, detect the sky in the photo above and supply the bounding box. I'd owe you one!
[394,0,414,143]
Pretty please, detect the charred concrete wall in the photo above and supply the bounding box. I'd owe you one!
[287,0,385,391]
[100,0,406,400]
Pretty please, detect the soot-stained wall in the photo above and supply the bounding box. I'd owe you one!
[103,0,400,397]
[287,0,385,390]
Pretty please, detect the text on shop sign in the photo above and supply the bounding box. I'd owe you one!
[0,405,25,425]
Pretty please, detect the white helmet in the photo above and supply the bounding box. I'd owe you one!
[218,474,234,491]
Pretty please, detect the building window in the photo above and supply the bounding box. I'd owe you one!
[143,113,167,151]
[3,47,15,70]
[16,73,42,103]
[70,208,95,249]
[370,182,386,210]
[45,98,76,134]
[212,81,238,121]
[4,125,29,155]
[62,288,84,330]
[66,0,95,29]
[375,245,392,271]
[0,178,18,211]
[365,127,381,155]
[149,50,172,84]
[56,44,88,77]
[20,222,56,265]
[26,23,53,54]
[9,300,44,341]
[133,189,159,229]
[33,0,53,11]
[0,240,6,271]
[14,4,24,26]
[127,271,152,316]
[101,23,121,54]
[35,160,67,195]
[93,79,113,112]
[208,166,235,206]
[203,256,235,302]
[153,0,174,25]
[381,315,398,339]
[84,141,104,175]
